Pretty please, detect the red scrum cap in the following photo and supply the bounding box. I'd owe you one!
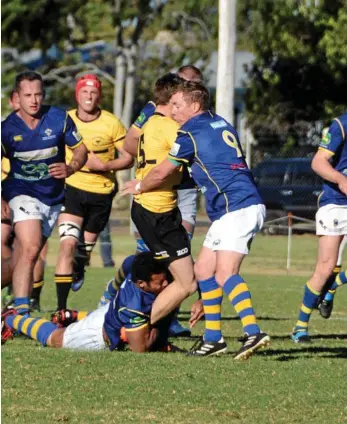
[75,74,102,100]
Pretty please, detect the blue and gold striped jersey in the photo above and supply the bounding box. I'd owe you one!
[168,111,263,222]
[318,113,347,207]
[1,105,82,206]
[103,276,156,351]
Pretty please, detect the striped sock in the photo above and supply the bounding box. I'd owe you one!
[13,297,30,315]
[31,279,44,301]
[199,276,223,342]
[223,275,260,335]
[55,274,73,310]
[324,269,347,302]
[5,315,57,346]
[114,255,136,290]
[294,282,320,333]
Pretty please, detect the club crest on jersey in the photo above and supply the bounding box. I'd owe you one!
[321,131,331,146]
[13,135,23,142]
[43,128,56,141]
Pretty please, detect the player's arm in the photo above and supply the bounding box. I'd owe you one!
[86,146,134,172]
[121,159,179,195]
[312,119,347,195]
[125,325,158,353]
[123,126,141,157]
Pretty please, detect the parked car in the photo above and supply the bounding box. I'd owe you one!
[252,158,323,233]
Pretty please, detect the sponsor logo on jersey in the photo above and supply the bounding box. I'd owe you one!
[210,120,227,129]
[13,135,23,142]
[169,143,180,156]
[130,316,146,325]
[73,131,82,142]
[14,146,58,162]
[45,128,52,136]
[135,112,146,125]
[42,128,57,140]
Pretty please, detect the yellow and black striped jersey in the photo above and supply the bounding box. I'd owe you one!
[66,109,126,194]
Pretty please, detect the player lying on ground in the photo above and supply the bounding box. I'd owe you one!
[2,252,174,353]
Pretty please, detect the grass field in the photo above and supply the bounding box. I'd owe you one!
[2,232,347,424]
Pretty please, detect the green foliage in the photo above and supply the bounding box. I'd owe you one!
[241,0,347,151]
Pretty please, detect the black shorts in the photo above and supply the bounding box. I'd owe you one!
[63,185,114,234]
[131,201,190,263]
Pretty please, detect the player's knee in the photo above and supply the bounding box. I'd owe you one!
[47,328,65,348]
[20,242,42,263]
[59,221,81,243]
[194,261,212,281]
[59,238,78,258]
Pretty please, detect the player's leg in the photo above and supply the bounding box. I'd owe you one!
[9,196,47,315]
[55,213,82,309]
[99,221,115,267]
[1,220,13,289]
[2,308,62,347]
[30,241,48,311]
[98,254,136,308]
[168,188,198,337]
[292,234,342,342]
[72,190,113,291]
[318,235,347,318]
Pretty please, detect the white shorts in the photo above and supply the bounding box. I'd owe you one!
[316,204,347,236]
[130,188,198,234]
[9,195,61,238]
[203,204,266,254]
[177,188,198,226]
[62,304,108,350]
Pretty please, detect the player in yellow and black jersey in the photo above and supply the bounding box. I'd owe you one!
[54,74,133,310]
[122,73,197,327]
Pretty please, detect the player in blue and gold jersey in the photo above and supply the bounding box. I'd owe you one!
[292,113,347,343]
[122,80,270,359]
[2,253,171,353]
[1,71,87,316]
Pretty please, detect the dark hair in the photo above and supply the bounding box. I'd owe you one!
[177,65,204,82]
[154,73,184,106]
[131,252,167,283]
[179,80,210,111]
[14,71,44,93]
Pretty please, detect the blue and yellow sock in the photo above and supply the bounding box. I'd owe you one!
[5,315,57,346]
[294,282,320,334]
[136,238,150,253]
[199,276,223,342]
[13,297,30,315]
[223,275,260,335]
[114,254,136,290]
[324,269,347,302]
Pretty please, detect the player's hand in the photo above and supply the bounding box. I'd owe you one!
[49,163,73,179]
[189,299,204,328]
[120,179,141,196]
[1,197,11,221]
[338,176,347,196]
[86,152,108,172]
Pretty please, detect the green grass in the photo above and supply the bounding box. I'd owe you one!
[2,234,347,424]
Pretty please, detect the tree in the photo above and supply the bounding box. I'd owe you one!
[239,0,347,157]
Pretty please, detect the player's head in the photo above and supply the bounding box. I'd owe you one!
[14,71,44,117]
[154,73,184,107]
[131,252,169,295]
[177,65,203,83]
[75,74,102,113]
[9,90,20,112]
[171,80,209,125]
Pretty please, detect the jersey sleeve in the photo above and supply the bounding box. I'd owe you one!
[319,118,345,155]
[118,307,149,331]
[63,113,83,149]
[168,130,195,164]
[132,101,156,130]
[113,118,127,149]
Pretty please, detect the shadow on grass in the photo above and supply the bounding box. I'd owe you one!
[178,312,290,321]
[255,346,347,360]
